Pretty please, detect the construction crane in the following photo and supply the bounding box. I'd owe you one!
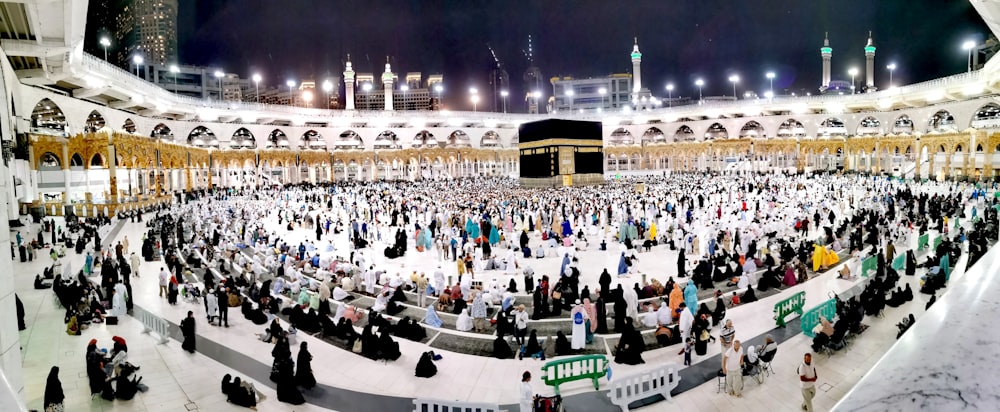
[486,43,509,112]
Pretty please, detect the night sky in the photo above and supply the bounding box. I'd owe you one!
[176,0,989,112]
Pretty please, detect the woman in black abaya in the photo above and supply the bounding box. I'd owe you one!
[44,366,65,412]
[296,342,316,389]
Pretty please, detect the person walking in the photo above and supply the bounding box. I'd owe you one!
[519,371,535,412]
[158,267,169,297]
[217,287,230,327]
[723,339,745,397]
[798,352,818,411]
[181,311,196,353]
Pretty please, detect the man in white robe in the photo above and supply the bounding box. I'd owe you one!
[110,282,128,317]
[623,285,640,323]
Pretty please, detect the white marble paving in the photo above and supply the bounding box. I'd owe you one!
[13,195,989,411]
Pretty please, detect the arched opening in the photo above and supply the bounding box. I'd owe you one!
[739,121,765,139]
[122,118,137,134]
[819,118,846,137]
[85,110,106,133]
[972,103,1000,127]
[231,128,255,149]
[481,131,500,148]
[856,116,882,136]
[267,129,289,148]
[609,128,634,146]
[674,125,695,142]
[447,130,472,148]
[928,110,956,133]
[300,130,325,150]
[70,153,84,167]
[188,126,218,148]
[31,98,67,135]
[413,130,437,148]
[151,123,173,139]
[892,115,914,134]
[642,127,665,144]
[90,154,105,167]
[40,152,60,168]
[335,130,363,150]
[704,123,728,140]
[777,119,805,138]
[374,131,400,149]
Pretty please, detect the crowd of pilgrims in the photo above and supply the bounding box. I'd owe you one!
[95,172,996,405]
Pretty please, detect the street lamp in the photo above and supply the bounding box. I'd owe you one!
[302,90,313,108]
[598,87,607,110]
[532,90,542,112]
[286,80,296,106]
[728,75,740,99]
[500,90,509,113]
[766,72,775,97]
[695,78,704,103]
[400,84,409,110]
[565,89,574,112]
[361,82,373,110]
[665,84,673,107]
[471,94,480,112]
[848,68,859,94]
[169,64,179,94]
[322,80,333,109]
[963,40,976,72]
[252,73,262,103]
[434,84,444,109]
[99,37,111,61]
[886,63,896,88]
[214,70,224,101]
[132,55,143,77]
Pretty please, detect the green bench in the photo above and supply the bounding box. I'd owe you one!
[917,233,929,250]
[861,255,877,277]
[773,291,806,328]
[891,253,906,272]
[541,354,609,395]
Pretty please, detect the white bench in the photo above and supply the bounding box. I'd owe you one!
[136,307,171,344]
[607,364,681,412]
[412,398,502,412]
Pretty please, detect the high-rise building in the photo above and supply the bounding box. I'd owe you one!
[550,75,632,113]
[113,0,179,68]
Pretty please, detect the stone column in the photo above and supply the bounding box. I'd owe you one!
[62,143,71,206]
[107,140,118,203]
[0,158,23,400]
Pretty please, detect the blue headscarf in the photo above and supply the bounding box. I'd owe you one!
[617,252,628,275]
[424,304,443,328]
[560,254,571,277]
[684,281,698,315]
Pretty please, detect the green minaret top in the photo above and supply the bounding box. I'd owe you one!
[631,37,642,60]
[865,31,876,54]
[821,32,832,55]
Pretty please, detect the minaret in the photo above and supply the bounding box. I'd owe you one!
[631,37,642,95]
[821,32,832,90]
[343,54,355,110]
[864,31,876,92]
[382,57,394,111]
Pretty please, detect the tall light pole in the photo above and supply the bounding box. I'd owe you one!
[434,84,444,109]
[886,63,896,88]
[322,80,333,109]
[500,90,509,113]
[400,84,409,111]
[695,78,704,103]
[99,37,111,61]
[252,73,262,103]
[169,64,179,94]
[963,40,976,72]
[286,80,296,106]
[533,90,542,113]
[665,84,673,107]
[214,70,224,101]
[766,72,775,97]
[598,87,607,110]
[565,89,574,112]
[132,55,143,77]
[469,87,478,111]
[361,82,373,110]
[728,75,740,99]
[848,67,859,93]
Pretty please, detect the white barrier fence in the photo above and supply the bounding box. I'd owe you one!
[412,398,502,412]
[136,307,171,344]
[607,363,681,412]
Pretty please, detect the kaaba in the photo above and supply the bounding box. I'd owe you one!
[518,119,604,187]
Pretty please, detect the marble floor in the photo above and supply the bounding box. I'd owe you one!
[11,200,981,412]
